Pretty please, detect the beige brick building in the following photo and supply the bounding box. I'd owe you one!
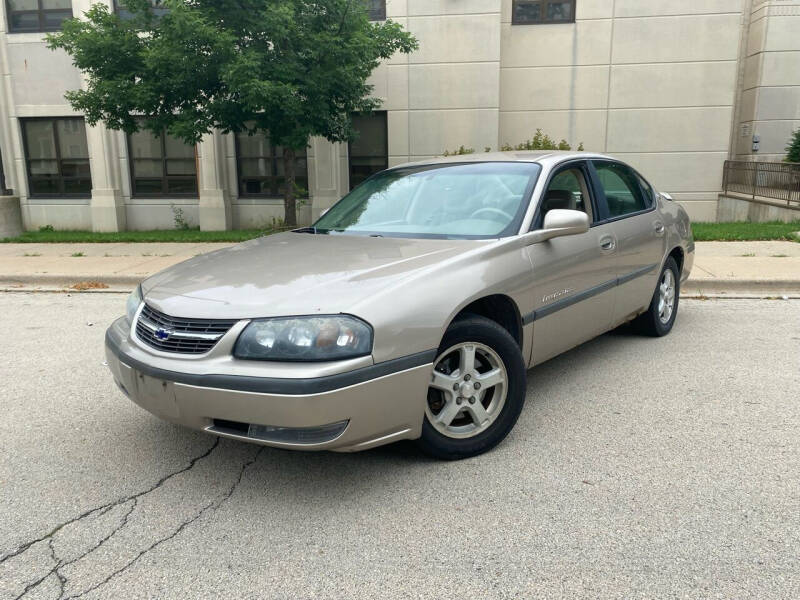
[0,0,798,232]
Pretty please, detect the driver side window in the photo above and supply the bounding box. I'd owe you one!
[537,165,593,227]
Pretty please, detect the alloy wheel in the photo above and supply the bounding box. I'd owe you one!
[658,269,676,324]
[426,342,508,439]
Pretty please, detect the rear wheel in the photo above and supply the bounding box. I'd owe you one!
[633,256,680,337]
[416,316,526,460]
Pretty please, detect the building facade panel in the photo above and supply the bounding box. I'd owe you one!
[609,62,739,108]
[24,201,90,229]
[606,107,734,153]
[758,51,800,87]
[7,41,80,106]
[409,63,500,110]
[406,13,501,64]
[756,86,800,120]
[613,0,744,18]
[500,19,613,68]
[761,14,800,51]
[500,65,609,111]
[387,109,409,158]
[611,14,742,64]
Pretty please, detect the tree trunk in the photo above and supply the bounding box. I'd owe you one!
[283,146,297,228]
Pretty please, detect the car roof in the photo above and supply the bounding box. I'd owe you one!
[391,151,616,170]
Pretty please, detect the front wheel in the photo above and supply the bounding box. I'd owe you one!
[416,316,526,460]
[633,256,680,337]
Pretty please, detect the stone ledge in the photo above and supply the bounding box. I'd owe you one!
[0,195,22,239]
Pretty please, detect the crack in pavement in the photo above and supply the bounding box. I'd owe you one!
[1,438,220,566]
[15,500,140,600]
[65,446,266,600]
[1,437,221,598]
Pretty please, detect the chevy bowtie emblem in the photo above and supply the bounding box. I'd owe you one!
[154,328,173,341]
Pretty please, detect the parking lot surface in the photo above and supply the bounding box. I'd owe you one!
[1,293,798,599]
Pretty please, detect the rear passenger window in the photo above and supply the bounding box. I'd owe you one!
[593,161,649,218]
[635,172,655,207]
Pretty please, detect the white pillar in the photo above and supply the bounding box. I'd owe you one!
[197,130,232,230]
[87,122,126,232]
[309,137,347,221]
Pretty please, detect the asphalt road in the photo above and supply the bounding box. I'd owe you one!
[1,293,798,599]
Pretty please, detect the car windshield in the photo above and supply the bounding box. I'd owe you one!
[312,162,541,239]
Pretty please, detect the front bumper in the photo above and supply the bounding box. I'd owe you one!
[105,317,435,452]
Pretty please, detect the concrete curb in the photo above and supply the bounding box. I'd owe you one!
[3,274,800,297]
[0,274,143,287]
[682,279,800,294]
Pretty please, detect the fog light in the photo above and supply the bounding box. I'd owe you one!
[247,420,349,444]
[210,418,349,445]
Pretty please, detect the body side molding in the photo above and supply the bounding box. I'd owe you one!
[523,263,658,325]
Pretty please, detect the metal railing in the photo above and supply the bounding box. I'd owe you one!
[722,160,800,206]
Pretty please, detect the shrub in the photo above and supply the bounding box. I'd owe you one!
[785,129,800,163]
[442,145,475,156]
[171,205,191,230]
[500,129,584,152]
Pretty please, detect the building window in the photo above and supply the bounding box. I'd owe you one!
[112,0,168,20]
[6,0,72,33]
[21,118,91,198]
[127,127,197,197]
[365,0,385,21]
[235,128,308,198]
[349,112,388,190]
[512,0,575,24]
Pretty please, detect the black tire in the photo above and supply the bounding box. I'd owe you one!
[416,315,526,460]
[633,256,680,337]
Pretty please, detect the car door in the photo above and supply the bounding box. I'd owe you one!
[525,160,618,366]
[589,160,666,327]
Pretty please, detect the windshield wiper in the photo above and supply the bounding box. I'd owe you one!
[294,226,318,234]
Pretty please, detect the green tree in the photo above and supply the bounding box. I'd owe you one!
[47,0,417,227]
[785,129,800,163]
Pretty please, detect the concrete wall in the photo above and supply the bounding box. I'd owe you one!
[378,0,502,165]
[0,195,21,237]
[734,0,800,162]
[718,193,800,221]
[499,0,745,222]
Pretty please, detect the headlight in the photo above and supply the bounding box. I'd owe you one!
[234,315,373,361]
[126,285,143,324]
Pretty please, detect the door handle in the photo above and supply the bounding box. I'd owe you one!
[654,221,665,235]
[599,237,616,251]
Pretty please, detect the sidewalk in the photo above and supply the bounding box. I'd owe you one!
[0,240,798,295]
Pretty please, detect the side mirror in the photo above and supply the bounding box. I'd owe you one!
[661,192,674,202]
[525,209,590,245]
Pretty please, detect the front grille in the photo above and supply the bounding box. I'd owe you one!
[135,304,238,354]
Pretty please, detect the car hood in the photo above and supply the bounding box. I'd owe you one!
[142,232,484,319]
